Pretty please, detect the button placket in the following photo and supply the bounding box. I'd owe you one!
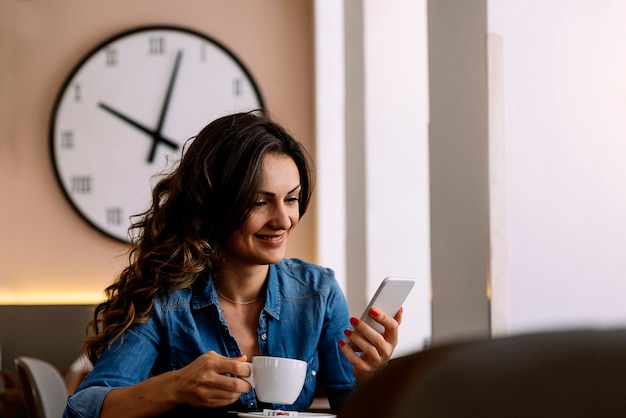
[258,312,269,352]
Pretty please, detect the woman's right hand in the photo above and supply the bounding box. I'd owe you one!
[174,351,252,409]
[99,351,252,418]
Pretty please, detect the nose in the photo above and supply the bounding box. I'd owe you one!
[269,202,293,230]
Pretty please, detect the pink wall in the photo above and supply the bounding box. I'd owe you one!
[0,0,315,303]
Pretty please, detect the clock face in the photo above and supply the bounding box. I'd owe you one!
[50,25,263,243]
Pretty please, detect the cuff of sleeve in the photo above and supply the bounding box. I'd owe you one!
[64,386,115,418]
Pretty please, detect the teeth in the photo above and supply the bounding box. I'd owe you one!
[260,235,281,241]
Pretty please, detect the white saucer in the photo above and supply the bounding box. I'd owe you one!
[237,413,336,418]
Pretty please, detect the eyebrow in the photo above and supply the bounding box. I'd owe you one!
[258,185,301,197]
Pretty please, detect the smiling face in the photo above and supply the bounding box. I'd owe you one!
[223,153,301,268]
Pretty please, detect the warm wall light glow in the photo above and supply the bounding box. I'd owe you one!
[0,292,105,305]
[1,275,113,305]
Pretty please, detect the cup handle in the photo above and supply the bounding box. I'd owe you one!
[239,361,254,388]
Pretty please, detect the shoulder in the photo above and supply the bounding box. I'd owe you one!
[274,258,339,295]
[276,258,334,279]
[152,286,195,315]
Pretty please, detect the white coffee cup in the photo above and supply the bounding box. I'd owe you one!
[240,356,308,404]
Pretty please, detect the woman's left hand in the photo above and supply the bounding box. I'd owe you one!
[339,307,403,381]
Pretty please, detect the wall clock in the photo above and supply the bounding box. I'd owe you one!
[50,25,264,243]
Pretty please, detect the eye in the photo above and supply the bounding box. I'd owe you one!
[253,200,268,209]
[286,196,300,205]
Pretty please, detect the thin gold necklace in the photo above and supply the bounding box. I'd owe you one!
[217,291,260,305]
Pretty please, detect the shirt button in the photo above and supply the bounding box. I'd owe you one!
[261,333,267,340]
[248,402,255,409]
[311,370,317,376]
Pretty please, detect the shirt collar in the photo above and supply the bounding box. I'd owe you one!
[264,264,281,319]
[191,265,281,319]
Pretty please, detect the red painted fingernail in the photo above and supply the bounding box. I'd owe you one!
[370,308,380,317]
[344,329,353,337]
[338,339,346,347]
[350,317,359,326]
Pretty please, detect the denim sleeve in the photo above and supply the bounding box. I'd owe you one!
[63,386,114,418]
[63,313,162,417]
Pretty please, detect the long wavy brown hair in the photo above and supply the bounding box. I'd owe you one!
[83,111,314,363]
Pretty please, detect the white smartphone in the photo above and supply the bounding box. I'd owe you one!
[360,277,415,334]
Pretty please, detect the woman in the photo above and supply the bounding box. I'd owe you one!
[64,111,402,417]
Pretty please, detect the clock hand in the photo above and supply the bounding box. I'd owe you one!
[147,49,183,163]
[98,102,179,154]
[99,102,154,137]
[156,50,182,135]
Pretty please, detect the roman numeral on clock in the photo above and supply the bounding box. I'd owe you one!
[70,176,92,194]
[106,207,123,225]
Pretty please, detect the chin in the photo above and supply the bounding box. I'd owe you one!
[260,251,287,265]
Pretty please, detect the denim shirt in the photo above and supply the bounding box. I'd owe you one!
[64,258,356,418]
